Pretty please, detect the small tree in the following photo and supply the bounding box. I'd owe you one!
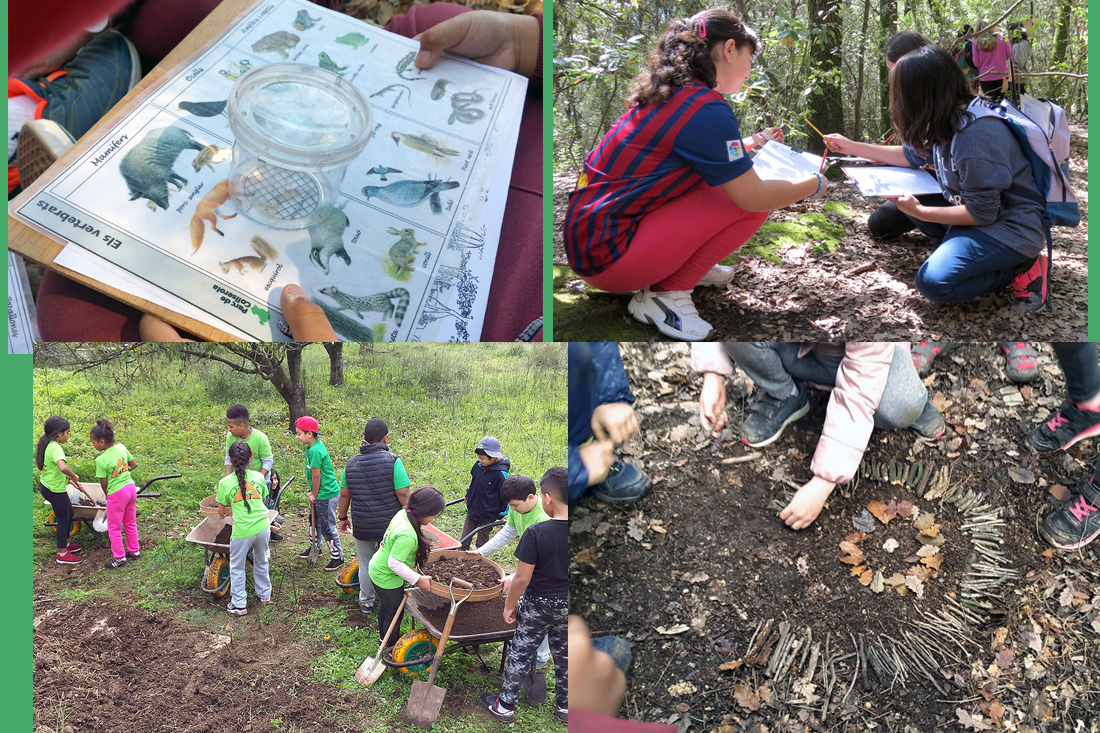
[323,343,345,386]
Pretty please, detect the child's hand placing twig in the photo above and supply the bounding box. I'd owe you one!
[699,373,728,436]
[580,440,615,486]
[779,475,836,530]
[590,403,639,445]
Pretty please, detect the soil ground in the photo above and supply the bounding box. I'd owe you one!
[552,126,1088,342]
[570,343,1100,732]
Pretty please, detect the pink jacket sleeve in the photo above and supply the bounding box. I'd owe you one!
[811,343,896,484]
[689,343,734,376]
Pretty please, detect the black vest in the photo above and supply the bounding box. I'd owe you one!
[344,442,402,542]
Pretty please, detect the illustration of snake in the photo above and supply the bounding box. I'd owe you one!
[371,83,413,109]
[431,79,452,100]
[448,90,486,125]
[395,51,423,81]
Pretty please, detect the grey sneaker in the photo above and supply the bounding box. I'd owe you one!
[912,401,946,442]
[740,382,809,448]
[1039,480,1100,550]
[590,461,652,505]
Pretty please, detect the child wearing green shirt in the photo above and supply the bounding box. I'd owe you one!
[368,486,446,648]
[224,403,281,541]
[294,416,343,571]
[470,469,563,673]
[36,416,90,565]
[90,419,140,569]
[216,440,273,615]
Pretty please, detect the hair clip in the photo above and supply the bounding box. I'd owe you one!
[697,17,707,38]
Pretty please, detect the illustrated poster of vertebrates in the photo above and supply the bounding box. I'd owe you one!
[10,0,526,342]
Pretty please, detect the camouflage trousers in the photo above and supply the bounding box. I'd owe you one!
[499,594,568,711]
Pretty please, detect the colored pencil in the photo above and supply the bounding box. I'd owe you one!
[805,119,826,139]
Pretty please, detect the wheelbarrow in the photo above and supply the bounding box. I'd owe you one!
[42,473,180,536]
[184,509,279,598]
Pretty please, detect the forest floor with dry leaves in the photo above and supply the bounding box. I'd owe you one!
[552,126,1088,342]
[570,343,1100,733]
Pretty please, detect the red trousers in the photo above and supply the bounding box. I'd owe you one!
[582,184,768,293]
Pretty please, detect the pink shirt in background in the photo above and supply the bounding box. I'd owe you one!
[972,38,1012,81]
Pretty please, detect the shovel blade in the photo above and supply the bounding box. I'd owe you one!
[403,679,446,730]
[354,657,386,686]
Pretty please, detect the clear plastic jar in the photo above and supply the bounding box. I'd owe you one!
[227,62,370,229]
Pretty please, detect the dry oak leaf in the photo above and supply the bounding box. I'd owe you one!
[867,500,897,524]
[851,564,868,577]
[919,524,942,539]
[896,500,915,519]
[840,553,867,565]
[839,540,863,556]
[906,564,933,581]
[913,512,937,531]
[916,545,941,558]
[921,554,945,571]
[994,648,1015,669]
[574,547,598,565]
[858,570,874,586]
[733,684,760,711]
[884,572,906,587]
[870,570,885,593]
[845,531,869,544]
[989,700,1007,726]
[718,659,743,671]
[955,708,992,731]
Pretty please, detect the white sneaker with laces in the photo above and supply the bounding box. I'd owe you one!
[696,263,739,287]
[627,288,713,341]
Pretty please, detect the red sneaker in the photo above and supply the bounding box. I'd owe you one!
[66,542,83,554]
[1012,255,1049,312]
[55,551,83,565]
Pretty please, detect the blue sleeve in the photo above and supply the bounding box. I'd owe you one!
[592,342,633,406]
[569,442,589,503]
[902,145,930,169]
[671,101,754,186]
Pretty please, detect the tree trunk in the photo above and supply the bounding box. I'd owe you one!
[255,345,307,431]
[323,343,344,386]
[879,0,897,133]
[1051,0,1071,68]
[808,0,843,152]
[853,0,872,140]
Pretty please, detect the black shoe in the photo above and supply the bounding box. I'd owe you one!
[104,557,128,569]
[590,461,653,505]
[479,693,514,723]
[591,635,633,673]
[740,382,810,448]
[1027,400,1100,453]
[1040,480,1100,550]
[359,601,373,614]
[325,558,344,572]
[268,531,284,542]
[555,707,568,723]
[125,551,141,560]
[298,547,314,560]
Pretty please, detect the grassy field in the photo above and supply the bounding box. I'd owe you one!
[31,343,567,733]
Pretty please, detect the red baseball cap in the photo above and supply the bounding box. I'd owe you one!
[296,416,320,432]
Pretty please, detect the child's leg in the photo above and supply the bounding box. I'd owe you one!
[913,230,1030,304]
[354,538,379,608]
[251,529,272,602]
[320,497,342,559]
[535,633,550,669]
[459,514,481,551]
[228,535,249,610]
[868,194,951,240]
[475,524,494,549]
[121,483,139,554]
[105,487,129,560]
[374,583,405,647]
[40,485,72,551]
[498,597,563,710]
[546,610,569,712]
[581,184,769,293]
[1052,343,1100,404]
[873,345,934,431]
[721,342,805,399]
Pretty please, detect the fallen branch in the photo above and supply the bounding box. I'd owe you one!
[845,261,877,277]
[720,451,762,465]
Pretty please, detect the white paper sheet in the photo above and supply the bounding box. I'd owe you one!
[10,0,527,342]
[841,166,942,198]
[751,141,825,182]
[7,252,37,353]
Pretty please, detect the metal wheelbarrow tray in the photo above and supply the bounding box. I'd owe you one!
[184,511,278,597]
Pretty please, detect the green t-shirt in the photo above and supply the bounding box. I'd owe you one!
[215,470,270,540]
[368,509,419,589]
[94,444,135,496]
[41,441,69,493]
[507,493,550,537]
[339,457,411,491]
[225,427,272,475]
[305,439,340,501]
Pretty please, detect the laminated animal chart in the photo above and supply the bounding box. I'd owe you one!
[11,0,527,342]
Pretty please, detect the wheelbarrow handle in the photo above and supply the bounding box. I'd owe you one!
[457,520,505,546]
[444,497,465,508]
[136,493,161,498]
[138,474,182,494]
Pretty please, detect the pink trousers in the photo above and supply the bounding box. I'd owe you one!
[106,482,140,560]
[582,184,768,293]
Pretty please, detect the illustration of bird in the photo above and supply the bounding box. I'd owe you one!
[366,165,403,182]
[178,100,227,117]
[390,131,459,162]
[361,178,460,214]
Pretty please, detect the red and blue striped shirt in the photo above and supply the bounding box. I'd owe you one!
[564,83,754,276]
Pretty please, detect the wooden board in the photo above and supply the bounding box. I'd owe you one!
[7,0,259,341]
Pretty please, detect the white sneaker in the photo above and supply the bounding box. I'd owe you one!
[18,119,74,189]
[696,263,739,287]
[627,289,713,341]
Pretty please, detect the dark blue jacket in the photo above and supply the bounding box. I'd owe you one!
[568,342,635,501]
[465,456,510,522]
[344,442,402,542]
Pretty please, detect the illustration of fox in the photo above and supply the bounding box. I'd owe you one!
[219,236,278,275]
[190,180,237,252]
[192,144,230,173]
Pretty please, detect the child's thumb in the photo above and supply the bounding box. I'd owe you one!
[412,15,473,70]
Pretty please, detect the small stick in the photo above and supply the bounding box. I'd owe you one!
[720,452,762,465]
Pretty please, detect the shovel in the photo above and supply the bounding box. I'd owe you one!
[403,578,474,730]
[307,498,320,567]
[355,590,411,685]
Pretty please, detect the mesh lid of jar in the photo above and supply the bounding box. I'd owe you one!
[227,62,371,169]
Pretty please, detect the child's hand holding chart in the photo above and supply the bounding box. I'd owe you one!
[750,141,825,182]
[841,166,942,198]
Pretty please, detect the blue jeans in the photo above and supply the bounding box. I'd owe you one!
[913,227,1030,304]
[310,497,343,559]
